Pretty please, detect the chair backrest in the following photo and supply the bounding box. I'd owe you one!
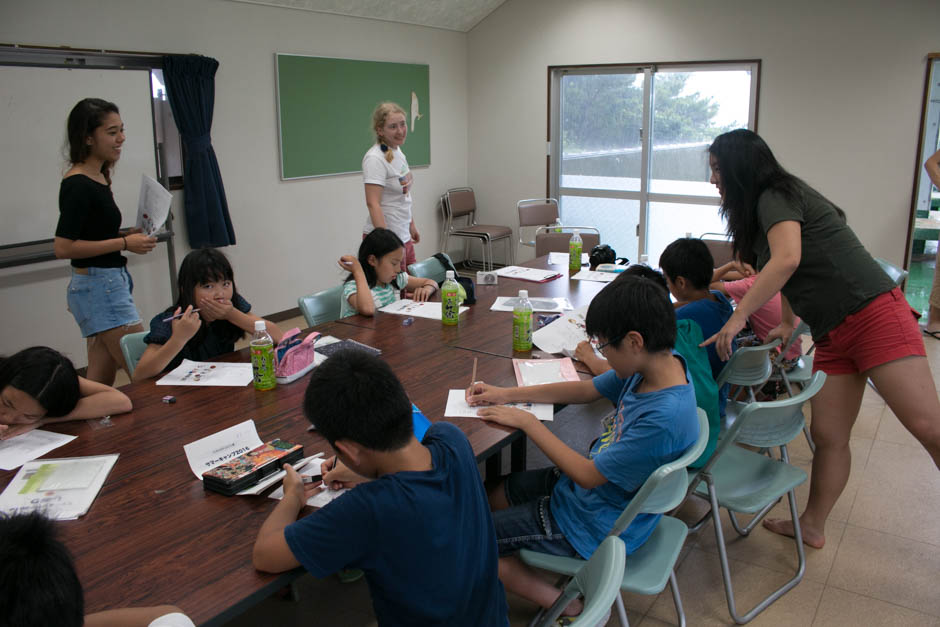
[697,372,826,464]
[699,232,734,266]
[444,187,477,220]
[408,253,454,284]
[518,198,560,247]
[715,339,781,388]
[120,331,149,377]
[534,227,601,257]
[298,285,344,327]
[773,320,811,367]
[607,409,709,536]
[874,257,909,286]
[537,535,626,627]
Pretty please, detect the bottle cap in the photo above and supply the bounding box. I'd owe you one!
[254,320,266,331]
[445,270,455,280]
[519,290,528,299]
[573,229,580,235]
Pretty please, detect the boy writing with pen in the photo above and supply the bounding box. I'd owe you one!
[465,275,700,614]
[252,350,509,626]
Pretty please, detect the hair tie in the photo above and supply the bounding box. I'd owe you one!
[380,143,388,153]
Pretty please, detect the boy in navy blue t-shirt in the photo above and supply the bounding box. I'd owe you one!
[467,276,699,615]
[252,351,508,627]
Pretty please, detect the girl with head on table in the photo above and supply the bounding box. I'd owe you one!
[362,101,419,271]
[131,248,283,381]
[0,346,131,440]
[54,98,157,385]
[702,129,940,549]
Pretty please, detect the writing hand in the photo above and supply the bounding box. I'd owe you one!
[171,306,201,342]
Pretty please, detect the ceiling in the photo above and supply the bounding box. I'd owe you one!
[228,0,509,32]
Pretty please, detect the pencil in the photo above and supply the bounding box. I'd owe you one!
[470,357,478,387]
[162,308,201,322]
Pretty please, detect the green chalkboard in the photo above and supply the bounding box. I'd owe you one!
[276,54,430,180]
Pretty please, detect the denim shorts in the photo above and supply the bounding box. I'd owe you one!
[66,267,141,337]
[492,467,579,558]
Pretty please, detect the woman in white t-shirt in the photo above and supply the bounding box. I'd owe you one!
[362,102,419,271]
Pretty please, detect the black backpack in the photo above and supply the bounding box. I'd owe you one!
[432,253,476,305]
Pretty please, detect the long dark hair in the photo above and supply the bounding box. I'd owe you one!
[346,228,405,289]
[65,98,120,184]
[172,249,244,342]
[0,347,80,418]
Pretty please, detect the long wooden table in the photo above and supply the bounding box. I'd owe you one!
[0,255,609,626]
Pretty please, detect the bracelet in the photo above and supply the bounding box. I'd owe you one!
[122,236,127,251]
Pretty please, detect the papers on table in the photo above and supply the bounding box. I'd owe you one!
[490,296,573,313]
[532,305,590,356]
[183,420,264,480]
[269,458,349,508]
[444,389,553,422]
[493,266,563,283]
[0,454,119,520]
[379,299,468,320]
[0,429,77,471]
[512,358,580,387]
[571,269,617,282]
[157,359,253,386]
[547,252,589,266]
[136,174,172,236]
[237,453,324,495]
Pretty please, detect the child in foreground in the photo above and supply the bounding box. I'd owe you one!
[466,276,699,612]
[0,511,194,627]
[339,227,438,317]
[133,249,283,380]
[252,350,509,626]
[0,346,131,440]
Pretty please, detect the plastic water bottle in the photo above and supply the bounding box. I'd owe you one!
[512,290,533,352]
[250,320,276,391]
[553,218,563,233]
[569,229,583,272]
[441,270,460,326]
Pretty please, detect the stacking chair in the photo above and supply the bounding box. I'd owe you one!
[533,536,626,627]
[768,321,815,451]
[874,257,909,286]
[534,226,600,258]
[440,187,514,271]
[716,340,780,433]
[687,372,826,624]
[407,253,455,284]
[298,285,343,327]
[521,409,709,627]
[119,331,149,377]
[518,198,560,248]
[699,232,734,266]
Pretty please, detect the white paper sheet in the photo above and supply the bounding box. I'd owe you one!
[547,252,589,266]
[135,174,172,236]
[237,453,324,495]
[0,430,77,471]
[492,266,563,282]
[269,458,349,508]
[183,420,264,479]
[156,359,253,386]
[490,296,573,313]
[444,389,553,422]
[571,269,617,282]
[532,305,590,356]
[0,454,119,520]
[379,299,468,320]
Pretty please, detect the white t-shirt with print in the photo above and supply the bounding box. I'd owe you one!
[362,143,413,243]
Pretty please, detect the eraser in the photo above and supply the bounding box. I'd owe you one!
[161,395,176,404]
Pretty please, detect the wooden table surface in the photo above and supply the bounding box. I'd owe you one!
[0,255,608,626]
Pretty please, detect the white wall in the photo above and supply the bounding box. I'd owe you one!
[467,0,940,266]
[0,0,468,365]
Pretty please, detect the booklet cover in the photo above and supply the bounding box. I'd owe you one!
[0,454,119,520]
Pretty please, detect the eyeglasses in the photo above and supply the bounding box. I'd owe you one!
[590,335,623,353]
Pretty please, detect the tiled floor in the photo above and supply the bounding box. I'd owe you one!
[209,315,940,626]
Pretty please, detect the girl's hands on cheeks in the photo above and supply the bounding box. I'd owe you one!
[171,306,201,342]
[465,381,507,406]
[198,296,234,321]
[338,255,362,274]
[477,406,537,430]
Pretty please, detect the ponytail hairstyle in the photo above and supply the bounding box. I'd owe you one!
[0,347,80,418]
[371,102,407,163]
[65,98,121,185]
[346,228,405,289]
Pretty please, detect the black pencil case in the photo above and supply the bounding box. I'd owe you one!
[202,439,304,496]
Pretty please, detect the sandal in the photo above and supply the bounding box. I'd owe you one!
[923,328,940,340]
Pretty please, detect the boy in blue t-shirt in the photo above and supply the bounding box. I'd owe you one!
[252,351,508,627]
[466,276,699,615]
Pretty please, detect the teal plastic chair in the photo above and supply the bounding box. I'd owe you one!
[407,252,454,284]
[686,372,826,624]
[534,536,626,627]
[521,408,709,627]
[769,320,816,452]
[298,285,344,327]
[874,257,909,286]
[716,339,780,434]
[119,331,148,377]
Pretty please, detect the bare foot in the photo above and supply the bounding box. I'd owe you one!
[762,517,826,549]
[561,598,583,617]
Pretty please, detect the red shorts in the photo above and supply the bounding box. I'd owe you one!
[813,287,925,376]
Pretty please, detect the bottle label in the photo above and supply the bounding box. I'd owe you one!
[442,287,459,326]
[569,240,582,271]
[250,343,277,390]
[512,310,533,351]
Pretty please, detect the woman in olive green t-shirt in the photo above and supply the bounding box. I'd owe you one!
[702,129,940,551]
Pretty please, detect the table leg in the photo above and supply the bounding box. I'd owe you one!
[511,433,527,472]
[486,452,502,481]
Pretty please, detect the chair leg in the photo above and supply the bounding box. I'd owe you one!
[668,570,686,627]
[708,479,806,624]
[803,425,816,453]
[614,593,629,627]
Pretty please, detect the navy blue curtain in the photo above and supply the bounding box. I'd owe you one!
[162,55,236,247]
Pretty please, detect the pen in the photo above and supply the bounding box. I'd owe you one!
[470,357,478,387]
[163,308,201,322]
